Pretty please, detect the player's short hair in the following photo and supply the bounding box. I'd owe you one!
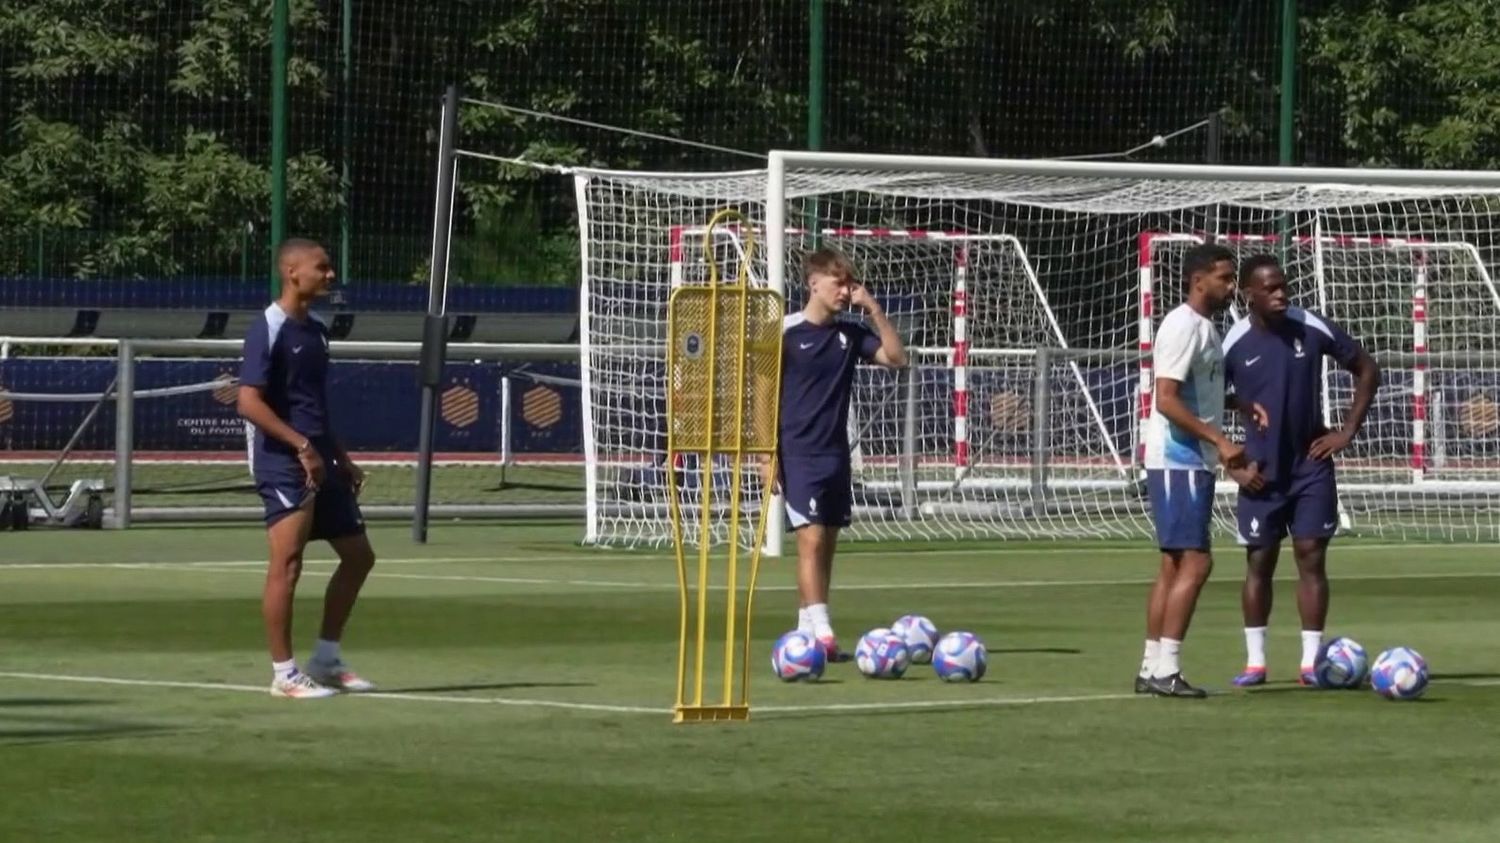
[803,248,856,282]
[276,237,325,266]
[1239,253,1283,287]
[1180,243,1235,294]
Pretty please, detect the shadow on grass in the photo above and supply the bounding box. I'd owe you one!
[0,721,177,746]
[378,681,595,694]
[990,648,1083,656]
[0,697,112,708]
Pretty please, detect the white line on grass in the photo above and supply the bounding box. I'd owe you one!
[755,692,1144,713]
[6,560,1500,593]
[1,670,1490,718]
[0,671,663,715]
[2,540,1493,571]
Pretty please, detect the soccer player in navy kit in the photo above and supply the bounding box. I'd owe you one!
[1224,255,1380,687]
[238,239,378,699]
[779,248,908,661]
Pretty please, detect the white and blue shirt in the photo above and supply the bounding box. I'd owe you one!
[238,303,333,451]
[779,313,881,458]
[1222,307,1363,485]
[1145,304,1226,471]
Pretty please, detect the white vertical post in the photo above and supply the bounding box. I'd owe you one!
[1412,250,1429,482]
[573,174,601,543]
[1135,233,1156,472]
[951,243,970,480]
[499,375,513,486]
[112,340,134,529]
[763,153,787,557]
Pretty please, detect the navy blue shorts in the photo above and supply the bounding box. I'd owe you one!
[255,440,365,542]
[1237,469,1338,547]
[781,454,852,530]
[1146,468,1215,551]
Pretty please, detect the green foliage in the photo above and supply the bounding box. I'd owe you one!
[4,0,1500,283]
[1306,0,1500,168]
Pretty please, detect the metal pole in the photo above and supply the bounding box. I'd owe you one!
[270,0,289,296]
[413,84,459,543]
[807,0,824,152]
[900,366,918,521]
[804,0,825,250]
[112,341,134,529]
[499,375,512,488]
[1030,347,1051,507]
[1206,111,1223,243]
[1279,0,1296,166]
[339,0,352,287]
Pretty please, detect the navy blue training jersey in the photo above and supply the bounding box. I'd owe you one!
[1222,307,1363,485]
[239,304,333,448]
[779,313,881,457]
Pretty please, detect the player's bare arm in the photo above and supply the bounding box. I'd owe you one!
[1308,348,1381,460]
[1154,376,1245,468]
[237,385,325,487]
[849,283,908,369]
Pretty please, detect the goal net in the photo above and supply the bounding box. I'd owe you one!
[576,158,1500,546]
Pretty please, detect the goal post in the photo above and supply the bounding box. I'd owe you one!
[574,152,1500,545]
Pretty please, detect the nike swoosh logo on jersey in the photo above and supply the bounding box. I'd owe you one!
[292,345,303,354]
[1323,522,1336,530]
[1245,355,1261,366]
[799,342,814,349]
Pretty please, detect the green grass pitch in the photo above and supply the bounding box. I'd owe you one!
[3,522,1500,842]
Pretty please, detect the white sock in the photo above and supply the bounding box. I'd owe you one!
[1154,638,1182,678]
[1300,630,1323,669]
[807,602,833,640]
[1139,639,1160,679]
[313,638,341,664]
[797,607,813,634]
[272,658,298,681]
[1244,627,1268,669]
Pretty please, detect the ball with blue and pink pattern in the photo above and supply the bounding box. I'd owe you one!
[932,630,987,682]
[855,628,911,679]
[1370,647,1429,701]
[770,630,826,682]
[890,614,939,664]
[1313,636,1369,689]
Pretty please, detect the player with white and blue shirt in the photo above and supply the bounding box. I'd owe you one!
[237,238,377,699]
[778,248,908,662]
[1223,254,1380,687]
[1136,243,1254,698]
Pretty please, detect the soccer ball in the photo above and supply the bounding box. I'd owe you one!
[855,628,910,679]
[1370,647,1429,701]
[1313,636,1369,688]
[932,631,987,682]
[890,614,939,664]
[770,630,826,682]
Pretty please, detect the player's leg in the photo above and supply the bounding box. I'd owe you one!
[1233,541,1280,686]
[261,493,335,698]
[1233,490,1289,686]
[1288,470,1338,684]
[1137,557,1171,693]
[787,456,852,661]
[1291,537,1330,683]
[795,522,846,651]
[1147,469,1214,698]
[303,481,378,691]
